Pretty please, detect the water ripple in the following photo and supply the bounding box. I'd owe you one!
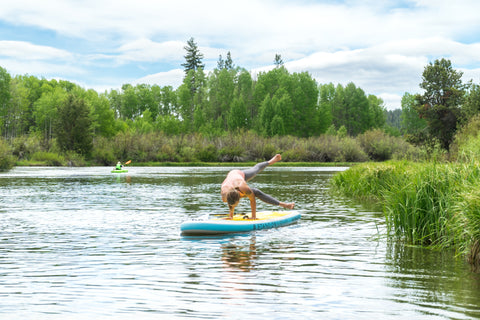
[0,167,479,319]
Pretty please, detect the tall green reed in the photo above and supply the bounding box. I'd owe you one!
[382,163,457,245]
[331,160,480,256]
[330,161,410,203]
[450,160,480,269]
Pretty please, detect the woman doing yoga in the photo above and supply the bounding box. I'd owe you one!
[221,154,295,219]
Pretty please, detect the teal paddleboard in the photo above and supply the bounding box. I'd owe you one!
[180,210,301,236]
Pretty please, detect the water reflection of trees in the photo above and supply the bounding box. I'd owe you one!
[221,236,257,272]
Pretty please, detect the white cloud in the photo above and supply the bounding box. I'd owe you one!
[0,58,84,78]
[116,39,185,63]
[378,93,404,110]
[461,68,480,84]
[0,40,72,60]
[132,69,184,88]
[1,0,480,110]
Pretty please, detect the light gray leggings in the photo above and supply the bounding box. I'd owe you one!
[241,161,280,206]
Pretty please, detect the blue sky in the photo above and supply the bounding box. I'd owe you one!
[1,0,479,110]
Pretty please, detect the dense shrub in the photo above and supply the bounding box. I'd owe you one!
[4,129,425,165]
[179,146,197,162]
[218,145,246,162]
[91,137,116,165]
[65,151,87,166]
[11,134,43,160]
[357,129,394,161]
[317,135,344,162]
[0,139,16,171]
[196,144,218,162]
[450,114,480,161]
[283,144,310,162]
[338,136,369,162]
[156,143,179,162]
[31,151,65,166]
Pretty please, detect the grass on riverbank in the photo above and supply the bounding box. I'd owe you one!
[15,159,353,168]
[6,129,424,167]
[330,160,480,269]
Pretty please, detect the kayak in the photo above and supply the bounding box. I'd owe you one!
[111,169,128,173]
[180,210,301,236]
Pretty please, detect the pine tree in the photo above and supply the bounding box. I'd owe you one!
[181,37,205,75]
[274,54,283,67]
[217,55,225,70]
[225,51,234,70]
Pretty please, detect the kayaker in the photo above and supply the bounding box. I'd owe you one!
[221,154,295,220]
[115,161,122,170]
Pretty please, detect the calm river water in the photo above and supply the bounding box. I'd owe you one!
[1,166,479,319]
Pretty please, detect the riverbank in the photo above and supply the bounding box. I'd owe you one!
[15,159,353,167]
[1,129,424,172]
[330,160,480,271]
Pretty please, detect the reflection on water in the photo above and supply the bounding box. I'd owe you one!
[222,236,258,272]
[0,166,479,319]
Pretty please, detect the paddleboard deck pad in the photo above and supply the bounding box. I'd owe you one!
[180,210,301,236]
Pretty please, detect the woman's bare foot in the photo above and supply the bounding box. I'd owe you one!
[269,154,282,165]
[280,202,295,210]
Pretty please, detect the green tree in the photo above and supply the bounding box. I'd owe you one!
[329,82,380,136]
[318,83,335,134]
[342,82,370,135]
[181,37,205,75]
[133,109,154,133]
[290,72,318,136]
[159,86,177,117]
[55,94,93,155]
[272,88,294,135]
[270,115,285,136]
[385,108,401,130]
[461,84,480,124]
[207,67,235,130]
[331,84,346,131]
[120,84,140,120]
[177,69,206,132]
[83,90,116,137]
[384,108,402,136]
[33,85,66,143]
[367,95,386,129]
[7,77,30,138]
[253,67,319,137]
[235,70,254,129]
[227,96,248,130]
[17,76,54,133]
[258,95,275,136]
[0,66,12,139]
[135,84,157,120]
[181,37,205,107]
[400,92,427,141]
[415,58,466,150]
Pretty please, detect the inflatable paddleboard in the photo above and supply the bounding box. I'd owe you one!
[111,169,128,173]
[180,210,301,236]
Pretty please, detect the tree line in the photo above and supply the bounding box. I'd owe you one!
[0,38,479,164]
[0,38,389,158]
